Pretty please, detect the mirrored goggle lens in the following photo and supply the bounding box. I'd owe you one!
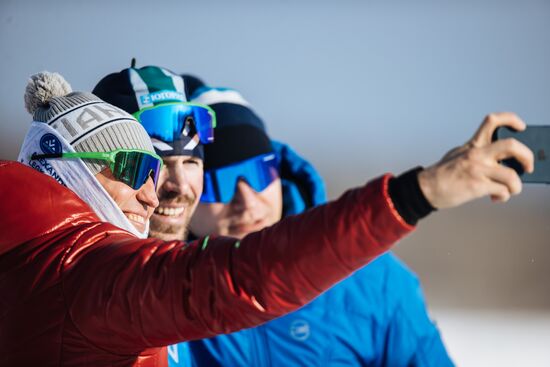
[137,104,215,144]
[201,153,279,203]
[112,151,162,190]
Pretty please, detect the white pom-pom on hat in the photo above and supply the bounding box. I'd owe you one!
[24,71,72,115]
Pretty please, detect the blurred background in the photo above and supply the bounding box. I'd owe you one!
[1,0,549,365]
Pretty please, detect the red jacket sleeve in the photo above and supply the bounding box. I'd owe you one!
[61,174,414,354]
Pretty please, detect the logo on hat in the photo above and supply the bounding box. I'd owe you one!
[140,90,185,105]
[40,133,62,154]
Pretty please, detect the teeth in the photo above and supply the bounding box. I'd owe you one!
[127,213,145,224]
[155,206,185,217]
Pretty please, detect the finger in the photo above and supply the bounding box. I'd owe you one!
[471,112,526,147]
[485,164,523,196]
[484,138,535,173]
[486,180,512,202]
[490,193,510,203]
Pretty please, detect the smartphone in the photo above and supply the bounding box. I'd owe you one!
[492,125,550,184]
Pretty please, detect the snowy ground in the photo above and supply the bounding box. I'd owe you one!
[433,309,550,367]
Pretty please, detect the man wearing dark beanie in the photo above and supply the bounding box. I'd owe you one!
[167,83,454,366]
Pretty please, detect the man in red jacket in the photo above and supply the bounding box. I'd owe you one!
[0,70,533,367]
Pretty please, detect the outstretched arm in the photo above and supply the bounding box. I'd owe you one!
[63,112,533,354]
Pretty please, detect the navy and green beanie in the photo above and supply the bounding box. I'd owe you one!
[93,65,204,159]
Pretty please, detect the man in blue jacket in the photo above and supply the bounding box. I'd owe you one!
[167,78,454,366]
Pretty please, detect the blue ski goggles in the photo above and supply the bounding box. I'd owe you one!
[133,102,216,144]
[201,153,279,203]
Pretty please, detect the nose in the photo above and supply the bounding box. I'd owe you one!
[137,177,159,209]
[231,180,260,211]
[161,165,191,196]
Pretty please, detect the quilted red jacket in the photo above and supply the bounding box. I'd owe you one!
[0,161,414,367]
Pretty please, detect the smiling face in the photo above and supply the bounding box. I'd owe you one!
[189,178,283,239]
[95,168,159,233]
[148,155,204,241]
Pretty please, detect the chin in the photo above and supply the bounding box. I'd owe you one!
[149,231,179,241]
[149,222,187,241]
[228,223,265,239]
[129,222,146,234]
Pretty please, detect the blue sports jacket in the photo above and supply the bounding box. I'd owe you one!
[168,141,454,366]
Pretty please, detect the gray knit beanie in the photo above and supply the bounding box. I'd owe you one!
[24,71,155,175]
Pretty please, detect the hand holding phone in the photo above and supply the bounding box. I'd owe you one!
[419,113,534,208]
[492,125,550,184]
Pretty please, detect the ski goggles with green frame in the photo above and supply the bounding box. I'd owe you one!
[30,149,163,190]
[133,102,217,144]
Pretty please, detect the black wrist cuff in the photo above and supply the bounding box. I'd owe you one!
[388,166,435,226]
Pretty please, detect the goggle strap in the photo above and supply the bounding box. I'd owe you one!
[30,153,63,160]
[31,152,113,161]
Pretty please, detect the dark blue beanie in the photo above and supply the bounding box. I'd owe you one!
[186,80,273,170]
